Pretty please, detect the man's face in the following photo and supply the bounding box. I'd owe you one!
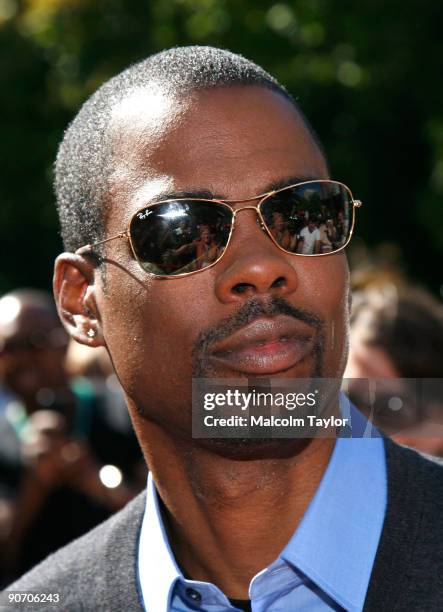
[0,303,68,403]
[200,227,212,245]
[273,213,285,231]
[308,220,316,232]
[95,86,350,438]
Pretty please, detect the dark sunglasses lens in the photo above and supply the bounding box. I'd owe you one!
[130,201,232,276]
[261,182,353,254]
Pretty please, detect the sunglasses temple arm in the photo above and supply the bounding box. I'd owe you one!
[75,231,129,255]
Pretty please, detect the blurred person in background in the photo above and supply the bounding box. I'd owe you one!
[345,282,443,457]
[0,289,143,586]
[65,339,147,454]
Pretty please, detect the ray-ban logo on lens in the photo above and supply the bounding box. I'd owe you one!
[137,209,153,220]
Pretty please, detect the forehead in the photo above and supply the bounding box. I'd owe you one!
[107,86,328,224]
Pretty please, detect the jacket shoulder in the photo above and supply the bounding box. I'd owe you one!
[3,491,146,611]
[365,440,443,611]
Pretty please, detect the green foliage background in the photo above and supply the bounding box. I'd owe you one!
[1,0,442,295]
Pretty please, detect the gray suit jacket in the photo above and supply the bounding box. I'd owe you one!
[4,439,443,611]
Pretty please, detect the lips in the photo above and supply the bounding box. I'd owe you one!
[209,316,316,376]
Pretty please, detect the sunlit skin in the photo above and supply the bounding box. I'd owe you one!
[54,86,351,598]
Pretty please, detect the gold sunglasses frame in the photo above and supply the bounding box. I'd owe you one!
[77,179,362,279]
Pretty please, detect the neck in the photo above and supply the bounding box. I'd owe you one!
[133,414,334,599]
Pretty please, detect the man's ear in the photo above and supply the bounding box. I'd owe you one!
[53,253,104,347]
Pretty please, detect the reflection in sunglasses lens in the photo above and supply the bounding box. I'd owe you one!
[130,201,232,276]
[261,182,352,255]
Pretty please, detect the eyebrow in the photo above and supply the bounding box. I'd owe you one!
[144,174,323,205]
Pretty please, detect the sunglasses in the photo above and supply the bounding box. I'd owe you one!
[77,180,362,278]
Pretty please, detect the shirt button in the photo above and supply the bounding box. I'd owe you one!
[185,587,202,604]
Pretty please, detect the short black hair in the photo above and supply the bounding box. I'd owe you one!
[55,45,324,253]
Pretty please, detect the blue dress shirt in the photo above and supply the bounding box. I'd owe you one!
[138,402,387,612]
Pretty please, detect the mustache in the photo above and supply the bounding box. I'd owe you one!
[192,295,324,376]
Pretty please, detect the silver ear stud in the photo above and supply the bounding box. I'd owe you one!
[87,328,96,338]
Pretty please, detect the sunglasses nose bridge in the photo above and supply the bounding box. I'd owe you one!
[232,204,266,230]
[232,204,260,215]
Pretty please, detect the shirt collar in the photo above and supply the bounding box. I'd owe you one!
[281,407,386,611]
[138,473,234,611]
[138,401,386,612]
[138,472,181,612]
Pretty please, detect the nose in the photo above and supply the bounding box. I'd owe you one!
[214,208,299,303]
